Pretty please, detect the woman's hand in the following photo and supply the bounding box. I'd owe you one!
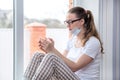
[39,38,55,53]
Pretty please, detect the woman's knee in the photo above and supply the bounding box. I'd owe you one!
[45,53,58,60]
[32,52,45,59]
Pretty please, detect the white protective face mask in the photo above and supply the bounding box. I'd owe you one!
[71,27,81,36]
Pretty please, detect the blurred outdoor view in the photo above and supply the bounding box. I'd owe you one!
[0,0,69,80]
[0,0,69,28]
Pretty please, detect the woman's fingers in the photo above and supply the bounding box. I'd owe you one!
[38,37,54,53]
[39,38,48,50]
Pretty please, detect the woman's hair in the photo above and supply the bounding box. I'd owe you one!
[68,6,103,53]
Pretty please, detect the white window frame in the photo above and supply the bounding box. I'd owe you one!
[13,0,24,80]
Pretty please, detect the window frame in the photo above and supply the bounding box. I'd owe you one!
[13,0,24,80]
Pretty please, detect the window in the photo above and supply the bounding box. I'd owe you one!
[0,0,70,79]
[0,0,13,80]
[24,0,69,74]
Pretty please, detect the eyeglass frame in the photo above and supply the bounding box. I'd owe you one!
[64,18,81,25]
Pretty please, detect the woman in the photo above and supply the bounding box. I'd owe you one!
[24,6,103,80]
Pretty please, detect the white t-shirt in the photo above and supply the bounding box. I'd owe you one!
[65,36,102,80]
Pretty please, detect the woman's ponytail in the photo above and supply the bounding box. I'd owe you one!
[84,10,104,53]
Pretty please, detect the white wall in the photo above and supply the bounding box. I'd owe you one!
[112,0,120,79]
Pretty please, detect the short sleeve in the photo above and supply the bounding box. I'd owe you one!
[82,37,101,59]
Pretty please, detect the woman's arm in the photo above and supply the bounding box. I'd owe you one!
[51,48,93,72]
[62,50,68,57]
[39,38,93,72]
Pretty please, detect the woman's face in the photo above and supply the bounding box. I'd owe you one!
[65,13,82,31]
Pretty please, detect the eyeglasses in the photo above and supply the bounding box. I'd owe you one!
[64,18,81,25]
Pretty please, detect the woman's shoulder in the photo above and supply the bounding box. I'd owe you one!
[89,36,99,41]
[86,36,100,46]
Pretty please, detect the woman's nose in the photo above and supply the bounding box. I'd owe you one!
[66,24,71,28]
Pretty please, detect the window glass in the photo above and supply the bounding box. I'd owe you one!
[0,0,13,80]
[24,0,69,71]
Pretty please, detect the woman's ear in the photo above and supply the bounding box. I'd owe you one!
[80,19,85,25]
